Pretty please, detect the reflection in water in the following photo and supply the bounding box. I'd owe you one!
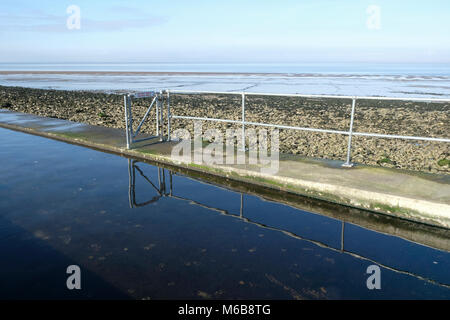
[128,160,169,207]
[0,127,449,300]
[127,159,450,291]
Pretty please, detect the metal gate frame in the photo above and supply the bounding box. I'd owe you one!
[124,90,165,149]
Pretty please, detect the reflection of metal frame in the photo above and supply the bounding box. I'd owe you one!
[127,159,450,289]
[128,159,169,207]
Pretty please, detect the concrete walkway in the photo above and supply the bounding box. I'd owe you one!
[1,109,449,229]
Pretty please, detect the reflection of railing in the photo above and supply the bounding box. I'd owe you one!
[127,159,450,289]
[128,159,170,207]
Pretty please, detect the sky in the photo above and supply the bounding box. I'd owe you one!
[0,0,449,63]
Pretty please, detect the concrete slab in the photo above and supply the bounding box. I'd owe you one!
[1,108,449,229]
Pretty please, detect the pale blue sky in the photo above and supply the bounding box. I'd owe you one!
[0,0,449,63]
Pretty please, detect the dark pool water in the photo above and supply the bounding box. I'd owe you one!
[0,127,449,300]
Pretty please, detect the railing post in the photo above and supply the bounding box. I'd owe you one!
[241,92,246,151]
[129,96,134,140]
[156,93,160,137]
[124,94,131,149]
[342,97,356,167]
[167,90,171,141]
[159,90,164,141]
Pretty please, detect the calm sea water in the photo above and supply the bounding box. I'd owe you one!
[1,63,450,98]
[1,62,450,75]
[0,127,449,299]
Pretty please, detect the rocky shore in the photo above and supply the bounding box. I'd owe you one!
[1,85,448,174]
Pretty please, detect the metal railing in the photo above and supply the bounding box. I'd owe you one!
[125,90,450,167]
[124,90,165,149]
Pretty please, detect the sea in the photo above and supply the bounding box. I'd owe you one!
[1,62,450,98]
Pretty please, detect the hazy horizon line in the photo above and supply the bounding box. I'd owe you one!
[2,61,450,65]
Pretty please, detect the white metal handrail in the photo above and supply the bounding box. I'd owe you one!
[125,89,450,167]
[166,90,450,167]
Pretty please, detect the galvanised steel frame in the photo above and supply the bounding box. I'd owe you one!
[125,90,450,167]
[124,90,165,149]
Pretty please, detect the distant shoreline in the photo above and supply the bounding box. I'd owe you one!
[0,70,448,79]
[0,71,318,77]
